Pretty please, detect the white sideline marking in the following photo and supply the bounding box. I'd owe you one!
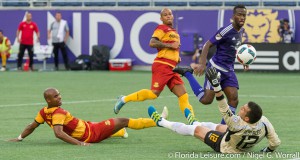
[0,94,299,108]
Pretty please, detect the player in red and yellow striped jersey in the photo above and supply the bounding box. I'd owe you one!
[114,8,195,117]
[9,88,157,146]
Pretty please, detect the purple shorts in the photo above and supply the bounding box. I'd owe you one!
[204,63,239,90]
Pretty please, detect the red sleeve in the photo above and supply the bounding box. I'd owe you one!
[18,22,23,31]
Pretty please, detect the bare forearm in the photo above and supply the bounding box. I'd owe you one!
[56,132,82,145]
[198,44,210,64]
[37,32,40,39]
[16,30,20,38]
[20,123,36,139]
[48,30,51,37]
[149,39,171,49]
[64,31,69,41]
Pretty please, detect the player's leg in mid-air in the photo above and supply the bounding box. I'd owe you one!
[114,62,176,114]
[87,111,169,143]
[114,62,194,117]
[173,66,215,105]
[86,118,155,143]
[173,66,238,124]
[168,71,195,116]
[113,89,159,114]
[148,106,226,152]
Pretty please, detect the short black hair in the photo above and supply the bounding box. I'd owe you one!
[233,4,246,14]
[283,19,289,23]
[0,30,3,33]
[246,101,263,124]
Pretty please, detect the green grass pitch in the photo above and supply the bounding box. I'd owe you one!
[0,71,299,160]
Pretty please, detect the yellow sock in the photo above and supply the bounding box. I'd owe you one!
[178,93,195,116]
[1,53,6,66]
[111,128,126,137]
[128,118,157,129]
[124,89,157,103]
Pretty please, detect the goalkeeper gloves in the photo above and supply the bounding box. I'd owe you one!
[205,67,221,92]
[260,147,274,152]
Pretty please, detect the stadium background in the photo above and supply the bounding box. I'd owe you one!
[0,0,300,72]
[1,1,300,160]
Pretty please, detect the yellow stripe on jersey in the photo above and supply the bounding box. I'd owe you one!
[35,106,87,139]
[52,113,66,125]
[153,60,175,68]
[152,29,164,40]
[71,120,86,139]
[35,112,45,124]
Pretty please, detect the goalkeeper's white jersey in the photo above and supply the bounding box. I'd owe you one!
[217,99,281,153]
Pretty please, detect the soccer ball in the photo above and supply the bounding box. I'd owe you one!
[236,44,257,65]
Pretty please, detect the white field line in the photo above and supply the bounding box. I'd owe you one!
[0,94,299,108]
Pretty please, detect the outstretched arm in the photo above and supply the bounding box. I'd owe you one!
[9,121,40,142]
[205,67,238,127]
[53,125,90,146]
[16,30,21,43]
[193,40,213,76]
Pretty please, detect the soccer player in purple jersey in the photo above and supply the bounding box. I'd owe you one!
[173,5,248,124]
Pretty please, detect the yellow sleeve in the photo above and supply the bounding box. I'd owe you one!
[34,112,45,124]
[52,113,66,125]
[152,29,164,40]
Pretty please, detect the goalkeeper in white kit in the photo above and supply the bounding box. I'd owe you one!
[148,67,281,153]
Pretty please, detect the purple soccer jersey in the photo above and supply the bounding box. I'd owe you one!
[204,23,244,90]
[209,23,244,71]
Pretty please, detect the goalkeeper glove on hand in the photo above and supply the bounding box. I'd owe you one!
[205,67,221,92]
[260,147,274,152]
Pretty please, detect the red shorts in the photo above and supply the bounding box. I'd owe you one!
[151,62,184,91]
[86,119,115,143]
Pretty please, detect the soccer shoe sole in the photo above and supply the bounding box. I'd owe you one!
[173,66,194,76]
[113,95,125,114]
[161,106,169,120]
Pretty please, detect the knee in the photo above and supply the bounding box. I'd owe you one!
[200,98,213,105]
[114,118,129,127]
[228,97,239,107]
[194,127,201,135]
[151,90,161,97]
[193,126,205,140]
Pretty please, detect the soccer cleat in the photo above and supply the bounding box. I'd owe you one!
[114,95,125,114]
[173,66,193,76]
[161,106,169,120]
[122,128,129,138]
[0,67,6,72]
[148,106,162,127]
[184,108,197,125]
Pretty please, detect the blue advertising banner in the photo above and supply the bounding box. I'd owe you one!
[0,9,298,67]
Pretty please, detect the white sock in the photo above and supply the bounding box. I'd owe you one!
[200,122,217,130]
[159,118,196,136]
[121,96,126,103]
[158,118,174,129]
[192,121,202,126]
